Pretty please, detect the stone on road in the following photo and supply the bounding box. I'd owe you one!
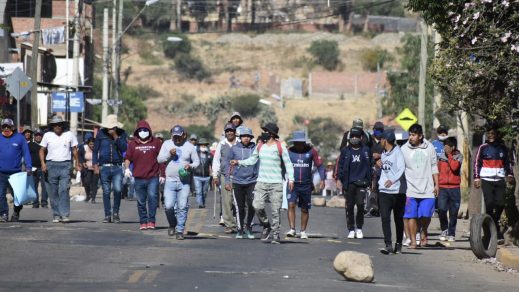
[334,251,375,283]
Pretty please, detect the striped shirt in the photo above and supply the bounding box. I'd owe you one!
[239,142,294,184]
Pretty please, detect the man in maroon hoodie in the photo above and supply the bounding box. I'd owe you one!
[124,121,163,230]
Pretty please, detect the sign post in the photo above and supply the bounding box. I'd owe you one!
[4,67,33,130]
[395,108,418,131]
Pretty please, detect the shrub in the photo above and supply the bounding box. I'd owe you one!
[173,53,211,81]
[360,47,394,72]
[135,85,160,99]
[163,34,192,59]
[186,124,216,141]
[307,40,341,71]
[232,94,261,118]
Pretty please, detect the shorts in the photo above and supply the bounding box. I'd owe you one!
[287,183,313,210]
[404,197,435,219]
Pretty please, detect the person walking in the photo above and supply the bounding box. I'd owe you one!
[377,130,406,254]
[125,120,163,230]
[39,116,81,223]
[78,134,99,203]
[474,125,514,242]
[158,125,200,240]
[438,137,463,242]
[25,128,48,208]
[225,127,258,239]
[193,139,213,209]
[432,126,449,156]
[337,127,373,239]
[0,119,32,222]
[231,123,295,244]
[401,124,439,248]
[367,121,385,217]
[92,115,128,223]
[285,131,325,240]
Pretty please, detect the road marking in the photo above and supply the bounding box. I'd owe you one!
[327,239,342,243]
[346,241,360,245]
[127,270,145,283]
[143,270,159,283]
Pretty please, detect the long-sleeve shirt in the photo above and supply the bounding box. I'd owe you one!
[378,145,406,194]
[0,133,31,173]
[212,138,237,178]
[239,142,294,184]
[401,139,439,199]
[474,142,513,181]
[157,140,200,182]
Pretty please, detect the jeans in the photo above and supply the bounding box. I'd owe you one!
[164,180,190,233]
[100,165,123,217]
[194,176,210,207]
[379,192,406,245]
[82,169,99,202]
[345,183,366,231]
[0,171,22,216]
[32,168,48,207]
[438,188,461,236]
[253,182,283,236]
[134,177,159,224]
[46,161,72,218]
[233,183,256,231]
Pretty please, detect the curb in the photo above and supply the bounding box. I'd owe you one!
[496,247,519,270]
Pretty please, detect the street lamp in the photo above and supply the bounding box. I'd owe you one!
[117,0,160,42]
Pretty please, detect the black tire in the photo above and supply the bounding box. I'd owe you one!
[469,214,498,259]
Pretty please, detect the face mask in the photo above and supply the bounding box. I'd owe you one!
[200,146,208,152]
[438,135,448,141]
[138,130,150,139]
[260,132,271,142]
[350,137,361,145]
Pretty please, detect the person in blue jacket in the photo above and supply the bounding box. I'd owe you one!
[0,119,32,222]
[225,127,258,239]
[286,130,325,240]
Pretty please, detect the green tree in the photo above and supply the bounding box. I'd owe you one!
[360,47,394,72]
[162,34,192,59]
[306,117,342,160]
[353,0,406,16]
[232,94,261,118]
[172,53,211,81]
[307,40,341,71]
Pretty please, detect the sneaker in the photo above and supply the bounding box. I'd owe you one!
[224,227,235,234]
[416,233,421,245]
[300,231,308,239]
[447,236,455,242]
[52,217,61,223]
[271,234,281,244]
[356,229,364,239]
[103,216,112,223]
[394,243,402,254]
[261,227,272,241]
[10,213,19,222]
[245,229,255,240]
[219,216,225,226]
[113,213,120,223]
[235,231,244,239]
[140,223,147,230]
[168,227,176,236]
[147,222,156,230]
[439,230,448,241]
[176,233,185,240]
[286,229,296,237]
[347,230,356,239]
[380,243,394,255]
[61,217,70,223]
[403,238,411,247]
[0,213,8,222]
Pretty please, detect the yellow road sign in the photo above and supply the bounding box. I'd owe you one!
[395,108,418,131]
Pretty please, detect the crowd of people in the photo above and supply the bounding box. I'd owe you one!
[0,112,514,250]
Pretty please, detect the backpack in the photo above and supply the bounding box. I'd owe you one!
[257,140,287,178]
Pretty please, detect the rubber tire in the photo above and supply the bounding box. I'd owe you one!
[469,214,498,259]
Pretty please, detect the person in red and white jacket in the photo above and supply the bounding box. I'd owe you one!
[437,137,463,242]
[474,126,514,240]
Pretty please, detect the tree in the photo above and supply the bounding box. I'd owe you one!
[360,47,394,72]
[307,40,341,71]
[353,0,405,17]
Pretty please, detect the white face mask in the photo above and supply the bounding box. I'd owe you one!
[138,130,150,139]
[438,135,448,141]
[200,146,208,152]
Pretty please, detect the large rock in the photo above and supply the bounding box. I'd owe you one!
[333,251,374,283]
[327,196,345,208]
[312,197,326,207]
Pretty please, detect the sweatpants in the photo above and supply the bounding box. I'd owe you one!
[345,183,366,231]
[481,179,506,237]
[232,182,256,231]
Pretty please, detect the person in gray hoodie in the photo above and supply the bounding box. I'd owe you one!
[401,124,439,249]
[377,130,406,254]
[157,125,200,240]
[224,127,258,239]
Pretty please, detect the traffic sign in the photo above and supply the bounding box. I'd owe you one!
[395,108,418,131]
[4,67,32,100]
[51,91,84,113]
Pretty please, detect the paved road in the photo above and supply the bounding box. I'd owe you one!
[1,192,518,292]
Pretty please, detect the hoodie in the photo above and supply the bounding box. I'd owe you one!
[378,145,406,194]
[124,121,162,179]
[401,139,438,198]
[92,127,127,165]
[157,139,200,183]
[225,142,258,185]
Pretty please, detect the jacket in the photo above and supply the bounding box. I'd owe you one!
[438,150,463,188]
[193,151,213,177]
[337,145,372,187]
[225,142,258,185]
[474,142,513,181]
[92,128,127,165]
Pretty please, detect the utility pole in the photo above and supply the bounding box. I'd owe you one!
[30,0,42,129]
[112,0,118,114]
[432,30,442,129]
[116,0,123,114]
[70,0,80,135]
[418,19,428,133]
[102,9,109,125]
[177,0,182,32]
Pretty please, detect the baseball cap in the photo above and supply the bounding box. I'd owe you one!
[171,125,185,137]
[1,118,14,128]
[373,121,384,130]
[381,130,396,143]
[190,133,198,140]
[350,127,363,137]
[224,122,236,132]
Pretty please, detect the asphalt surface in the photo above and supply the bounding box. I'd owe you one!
[1,191,518,292]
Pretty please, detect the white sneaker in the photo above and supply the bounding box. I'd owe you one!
[416,233,421,245]
[447,236,455,242]
[356,229,364,239]
[439,230,448,241]
[219,216,225,226]
[300,231,308,239]
[347,230,355,239]
[286,229,296,237]
[403,238,411,247]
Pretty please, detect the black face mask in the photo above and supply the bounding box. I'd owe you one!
[260,132,271,142]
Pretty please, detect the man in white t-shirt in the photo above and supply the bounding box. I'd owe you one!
[39,116,81,223]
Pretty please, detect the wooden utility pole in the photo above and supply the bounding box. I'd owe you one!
[70,0,80,135]
[177,0,182,31]
[102,9,109,125]
[112,0,118,114]
[418,19,428,132]
[432,30,442,129]
[30,0,42,128]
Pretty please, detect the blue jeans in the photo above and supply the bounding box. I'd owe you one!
[194,176,210,207]
[134,177,159,224]
[164,180,190,232]
[32,168,48,207]
[46,161,72,218]
[438,188,461,236]
[100,165,123,217]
